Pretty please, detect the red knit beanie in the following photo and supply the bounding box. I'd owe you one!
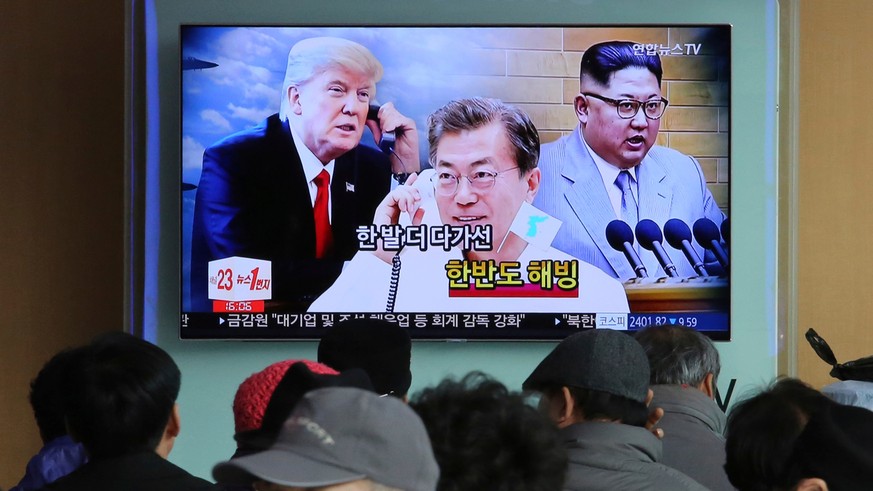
[232,359,337,434]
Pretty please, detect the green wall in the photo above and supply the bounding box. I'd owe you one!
[143,0,778,480]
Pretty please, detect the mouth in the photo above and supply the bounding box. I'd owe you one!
[626,135,646,146]
[454,215,486,224]
[335,123,357,133]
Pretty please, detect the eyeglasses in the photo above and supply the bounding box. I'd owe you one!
[583,92,669,120]
[431,167,520,196]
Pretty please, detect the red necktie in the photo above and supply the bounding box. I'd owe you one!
[313,169,333,258]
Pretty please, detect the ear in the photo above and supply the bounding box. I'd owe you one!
[155,404,181,459]
[794,477,828,491]
[574,93,590,125]
[525,168,542,203]
[698,373,715,399]
[288,86,303,116]
[167,403,181,438]
[551,386,578,428]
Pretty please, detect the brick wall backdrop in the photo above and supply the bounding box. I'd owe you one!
[446,27,729,213]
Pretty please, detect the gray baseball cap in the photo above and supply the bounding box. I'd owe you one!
[213,387,439,491]
[523,329,650,403]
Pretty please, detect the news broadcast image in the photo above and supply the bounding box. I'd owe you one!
[180,26,730,340]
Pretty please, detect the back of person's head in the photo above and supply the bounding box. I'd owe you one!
[523,329,650,426]
[232,359,372,457]
[724,377,830,491]
[29,347,88,443]
[233,359,338,436]
[789,401,873,490]
[64,332,181,459]
[410,372,567,491]
[318,318,412,398]
[214,387,439,491]
[634,325,721,390]
[579,40,663,87]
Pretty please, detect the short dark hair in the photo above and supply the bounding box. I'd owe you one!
[29,347,88,443]
[427,97,540,176]
[723,378,830,491]
[544,386,649,427]
[410,372,567,491]
[318,318,411,398]
[580,41,663,87]
[65,332,181,459]
[634,325,721,388]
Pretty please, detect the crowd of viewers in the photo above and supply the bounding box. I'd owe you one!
[9,321,873,491]
[9,32,870,491]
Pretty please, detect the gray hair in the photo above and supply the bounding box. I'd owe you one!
[427,97,540,176]
[279,37,384,121]
[634,325,720,388]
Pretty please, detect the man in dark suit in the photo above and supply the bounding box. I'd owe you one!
[534,41,725,280]
[191,37,419,311]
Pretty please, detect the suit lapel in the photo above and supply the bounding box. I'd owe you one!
[562,130,635,278]
[332,152,356,232]
[635,152,671,276]
[636,152,670,224]
[277,120,317,254]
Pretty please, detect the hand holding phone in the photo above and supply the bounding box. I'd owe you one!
[365,102,421,179]
[398,169,438,227]
[370,170,435,264]
[367,104,396,155]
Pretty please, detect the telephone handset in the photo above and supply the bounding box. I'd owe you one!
[367,104,397,156]
[398,169,439,227]
[386,168,437,312]
[368,104,409,184]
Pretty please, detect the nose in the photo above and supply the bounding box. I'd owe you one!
[454,177,479,205]
[630,106,649,129]
[342,93,361,115]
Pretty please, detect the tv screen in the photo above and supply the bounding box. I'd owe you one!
[180,25,730,340]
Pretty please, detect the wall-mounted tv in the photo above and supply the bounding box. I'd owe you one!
[180,25,730,340]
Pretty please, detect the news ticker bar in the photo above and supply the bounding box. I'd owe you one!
[181,311,728,332]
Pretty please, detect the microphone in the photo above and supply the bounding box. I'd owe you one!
[664,219,708,277]
[693,218,730,273]
[605,220,648,278]
[635,219,678,278]
[720,217,730,244]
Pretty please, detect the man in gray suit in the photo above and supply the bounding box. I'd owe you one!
[534,41,725,280]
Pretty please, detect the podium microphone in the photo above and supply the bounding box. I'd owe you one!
[635,219,678,278]
[693,218,730,273]
[606,220,648,278]
[664,218,708,277]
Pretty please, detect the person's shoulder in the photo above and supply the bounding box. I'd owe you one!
[645,145,697,166]
[644,145,708,186]
[39,454,218,491]
[352,142,389,161]
[36,465,89,491]
[539,132,574,158]
[648,463,711,491]
[175,473,219,490]
[547,247,619,284]
[147,454,219,490]
[341,143,392,171]
[206,114,281,153]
